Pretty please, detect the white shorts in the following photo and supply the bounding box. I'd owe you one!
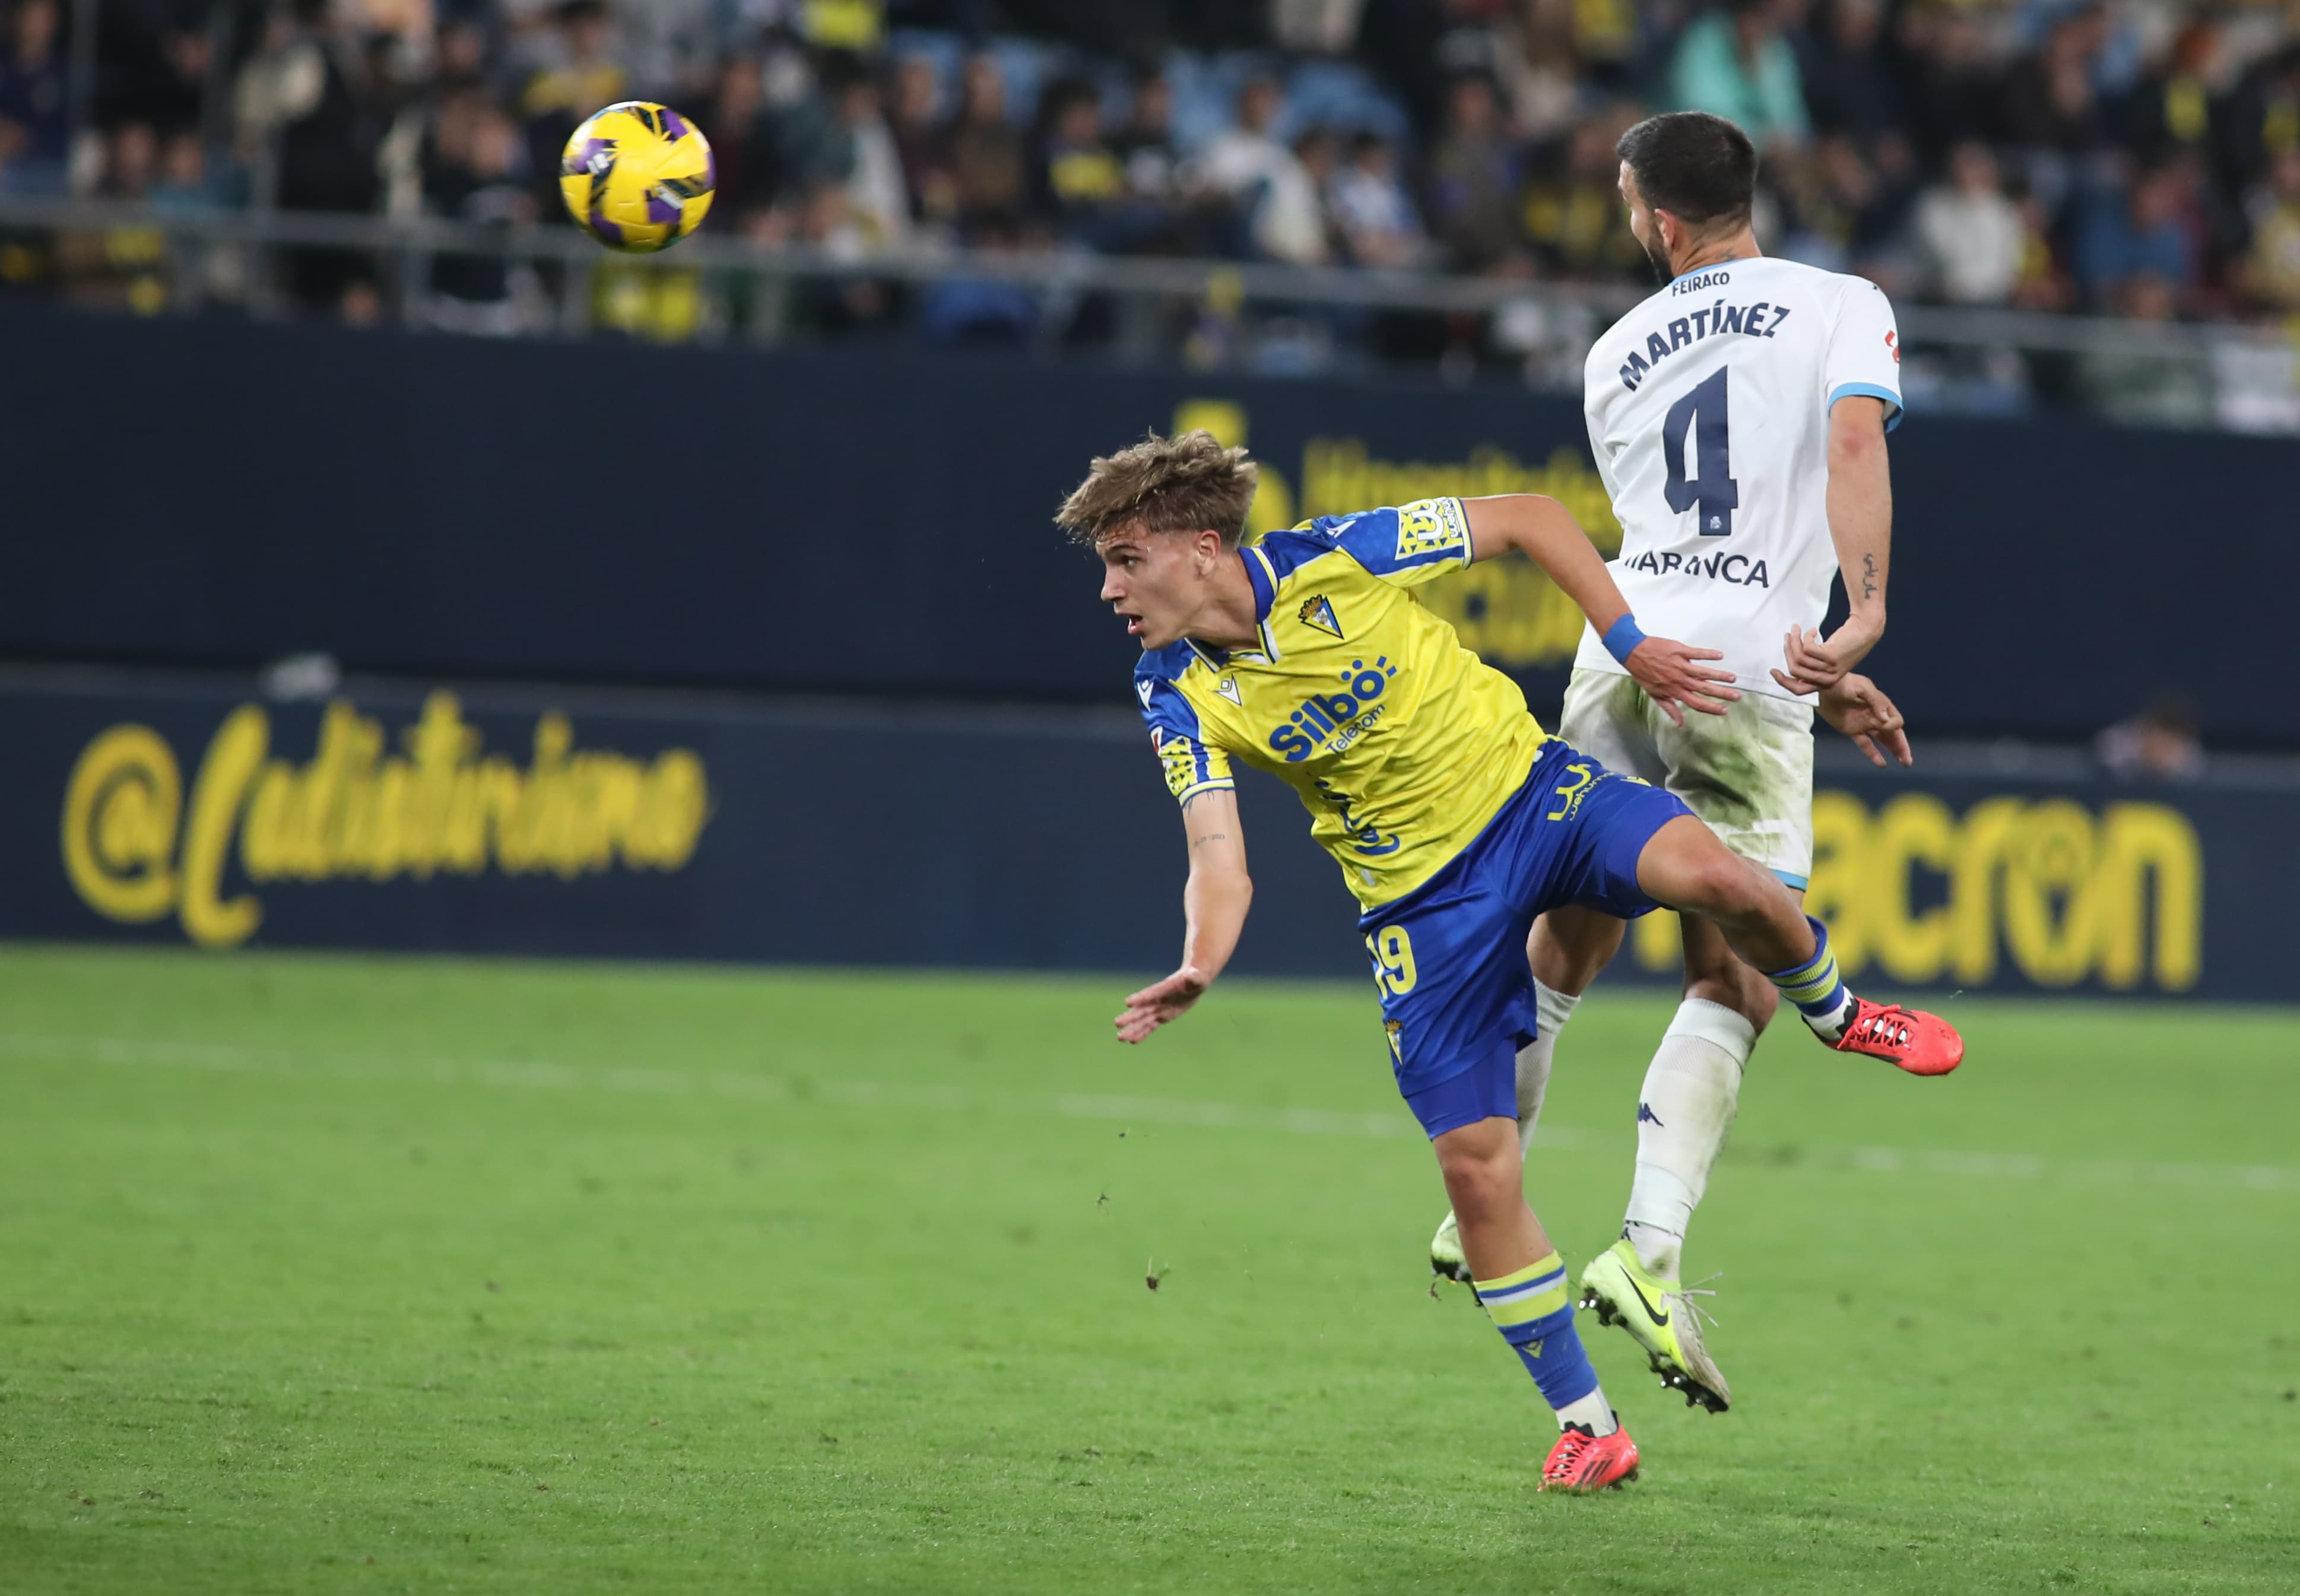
[1559,667,1816,888]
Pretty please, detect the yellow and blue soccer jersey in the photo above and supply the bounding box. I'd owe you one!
[1133,497,1552,909]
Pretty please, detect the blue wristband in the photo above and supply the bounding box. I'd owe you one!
[1601,614,1647,665]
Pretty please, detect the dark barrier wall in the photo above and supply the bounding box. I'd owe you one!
[12,670,2277,1000]
[0,304,2293,745]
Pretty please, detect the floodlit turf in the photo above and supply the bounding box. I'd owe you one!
[1,947,2295,1594]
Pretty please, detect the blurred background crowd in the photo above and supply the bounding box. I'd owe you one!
[7,0,2300,350]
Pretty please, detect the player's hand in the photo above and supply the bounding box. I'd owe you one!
[1809,672,1912,767]
[1775,620,1879,695]
[1625,636,1740,726]
[1115,966,1213,1043]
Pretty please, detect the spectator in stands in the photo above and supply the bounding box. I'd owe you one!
[432,18,492,100]
[1520,110,1641,281]
[826,56,909,249]
[144,124,236,312]
[519,0,627,207]
[702,53,775,229]
[1890,3,1997,167]
[101,119,157,200]
[1911,141,2024,306]
[791,176,897,334]
[2216,43,2300,202]
[2241,149,2300,313]
[0,0,71,193]
[1294,126,1345,258]
[617,0,721,103]
[2000,7,2109,155]
[1800,0,1900,145]
[1032,77,1125,243]
[1112,71,1179,205]
[889,53,957,232]
[2097,693,2204,781]
[1667,0,1811,153]
[2074,161,2196,313]
[150,129,218,216]
[1997,7,2107,218]
[1273,0,1365,54]
[58,123,167,313]
[1328,129,1427,268]
[40,0,2300,357]
[2007,182,2073,312]
[1492,0,1584,146]
[1779,132,1909,280]
[1422,74,1521,273]
[1190,74,1328,266]
[2114,19,2219,167]
[424,98,535,336]
[236,0,386,316]
[921,217,1039,345]
[949,52,1026,229]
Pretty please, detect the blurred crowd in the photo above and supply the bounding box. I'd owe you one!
[8,0,2300,333]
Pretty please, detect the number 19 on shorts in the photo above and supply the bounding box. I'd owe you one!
[1365,925,1417,995]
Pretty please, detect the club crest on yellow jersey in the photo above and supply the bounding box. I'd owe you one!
[1297,594,1344,639]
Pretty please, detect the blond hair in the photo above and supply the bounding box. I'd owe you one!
[1055,430,1261,548]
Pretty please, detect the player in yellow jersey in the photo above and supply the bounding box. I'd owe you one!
[1058,431,1962,1493]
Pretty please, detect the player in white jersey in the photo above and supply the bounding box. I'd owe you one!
[1429,112,1931,1413]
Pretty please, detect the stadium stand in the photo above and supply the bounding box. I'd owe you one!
[5,0,2299,421]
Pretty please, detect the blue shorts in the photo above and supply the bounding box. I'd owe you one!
[1362,739,1694,1140]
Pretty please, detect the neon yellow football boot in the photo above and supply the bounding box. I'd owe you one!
[1578,1237,1731,1413]
[1429,1210,1473,1284]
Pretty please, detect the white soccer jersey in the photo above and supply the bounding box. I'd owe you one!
[1572,255,1903,703]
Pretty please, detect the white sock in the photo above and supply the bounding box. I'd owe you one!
[1622,998,1756,1279]
[1515,979,1579,1156]
[1556,1389,1616,1435]
[1799,986,1856,1042]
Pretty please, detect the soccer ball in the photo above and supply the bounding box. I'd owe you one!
[559,101,715,253]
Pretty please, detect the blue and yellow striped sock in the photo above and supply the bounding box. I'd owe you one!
[1474,1252,1606,1422]
[1765,915,1855,1037]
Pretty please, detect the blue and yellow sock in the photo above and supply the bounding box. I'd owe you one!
[1766,915,1855,1037]
[1475,1252,1613,1432]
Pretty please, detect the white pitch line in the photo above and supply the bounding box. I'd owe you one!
[0,1032,2293,1193]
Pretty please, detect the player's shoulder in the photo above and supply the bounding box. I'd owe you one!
[1133,640,1203,688]
[1251,517,1401,586]
[1750,257,1895,322]
[1133,640,1220,725]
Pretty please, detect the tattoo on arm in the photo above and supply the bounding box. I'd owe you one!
[1189,832,1230,850]
[1860,552,1879,604]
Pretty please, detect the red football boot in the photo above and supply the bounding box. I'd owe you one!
[1831,997,1964,1076]
[1540,1421,1639,1493]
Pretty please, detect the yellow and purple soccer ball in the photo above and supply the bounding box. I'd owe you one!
[559,101,715,253]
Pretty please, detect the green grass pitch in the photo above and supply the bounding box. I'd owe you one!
[1,946,2295,1594]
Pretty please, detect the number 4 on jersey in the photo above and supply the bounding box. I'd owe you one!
[1663,367,1739,537]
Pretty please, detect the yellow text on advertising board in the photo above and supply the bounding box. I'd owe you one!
[1633,791,2202,991]
[61,692,711,948]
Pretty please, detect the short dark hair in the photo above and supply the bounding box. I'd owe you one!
[1616,112,1758,230]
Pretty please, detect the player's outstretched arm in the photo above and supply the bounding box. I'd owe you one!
[1781,396,1893,693]
[1803,672,1913,768]
[1458,493,1739,726]
[1116,789,1251,1044]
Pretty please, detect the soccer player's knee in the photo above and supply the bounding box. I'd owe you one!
[1435,1134,1517,1214]
[1675,846,1759,918]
